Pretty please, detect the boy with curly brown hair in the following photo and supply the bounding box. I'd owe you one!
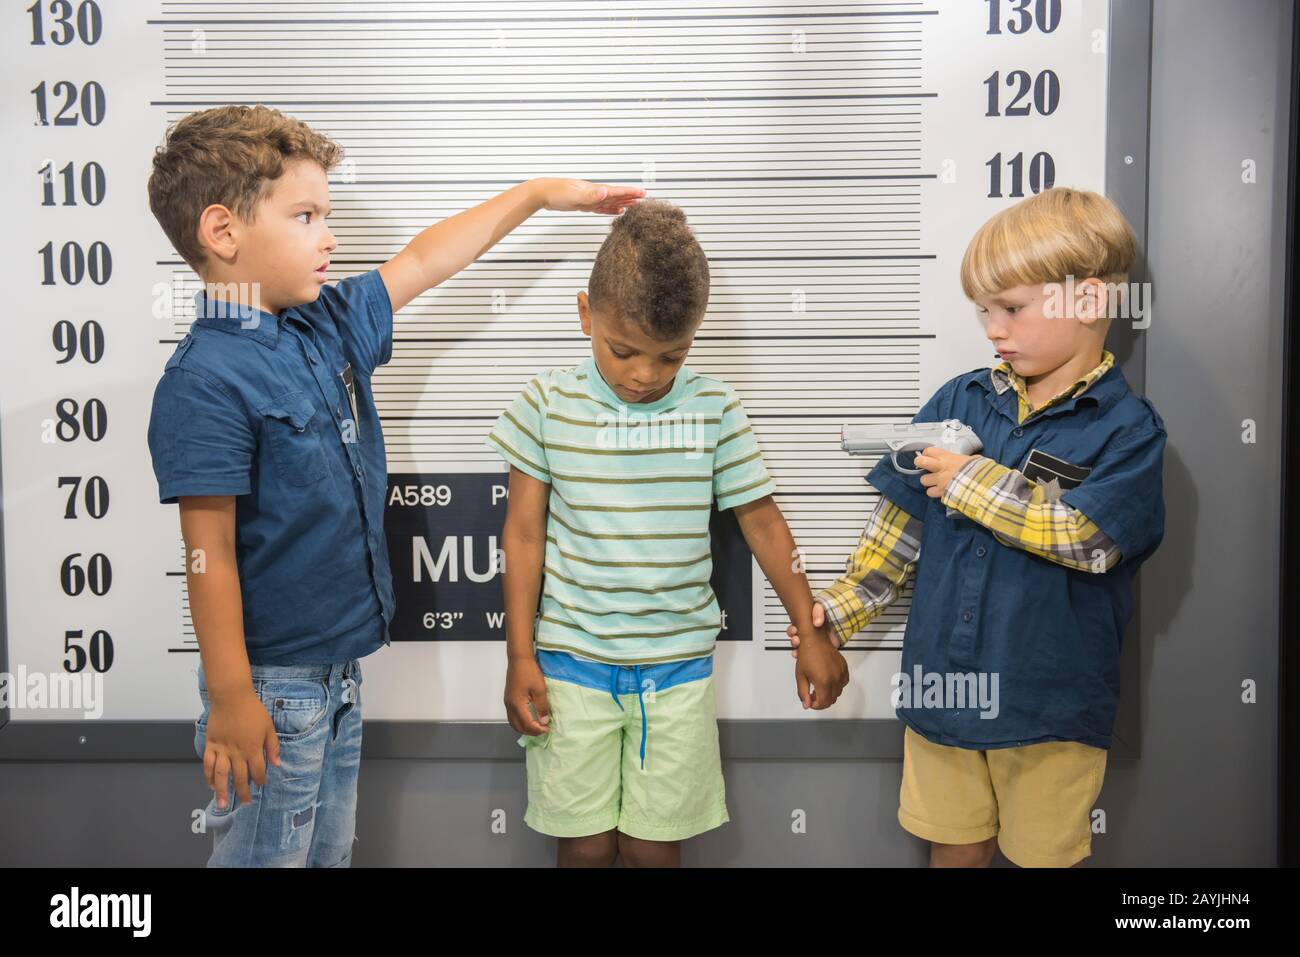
[146,104,643,867]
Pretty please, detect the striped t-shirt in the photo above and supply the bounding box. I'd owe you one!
[486,355,775,665]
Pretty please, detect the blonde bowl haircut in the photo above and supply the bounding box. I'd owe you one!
[959,187,1138,302]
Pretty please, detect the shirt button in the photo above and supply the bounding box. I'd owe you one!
[1013,427,1023,436]
[308,354,317,365]
[976,546,987,557]
[962,610,973,623]
[354,464,363,477]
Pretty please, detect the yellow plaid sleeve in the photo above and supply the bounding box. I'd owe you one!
[815,496,922,647]
[940,456,1121,572]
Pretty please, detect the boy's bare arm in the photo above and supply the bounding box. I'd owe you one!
[732,494,850,709]
[500,467,552,734]
[178,496,279,809]
[179,497,250,697]
[377,178,645,313]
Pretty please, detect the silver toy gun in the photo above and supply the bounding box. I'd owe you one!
[841,419,982,472]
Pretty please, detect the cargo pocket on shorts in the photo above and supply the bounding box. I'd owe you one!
[517,730,555,794]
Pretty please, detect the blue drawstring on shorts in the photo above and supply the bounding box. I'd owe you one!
[609,663,649,770]
[533,649,714,773]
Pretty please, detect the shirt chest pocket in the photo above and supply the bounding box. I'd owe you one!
[258,390,328,486]
[1019,445,1095,491]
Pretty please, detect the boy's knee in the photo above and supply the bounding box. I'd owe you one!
[616,832,681,868]
[557,830,618,867]
[930,836,998,868]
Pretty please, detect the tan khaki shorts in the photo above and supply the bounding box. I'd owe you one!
[898,724,1107,867]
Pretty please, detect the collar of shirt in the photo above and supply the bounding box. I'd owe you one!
[191,289,283,349]
[578,354,691,412]
[987,349,1116,421]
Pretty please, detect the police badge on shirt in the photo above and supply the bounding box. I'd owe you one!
[1020,448,1091,502]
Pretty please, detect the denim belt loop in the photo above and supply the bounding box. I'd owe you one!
[332,660,358,741]
[343,666,356,704]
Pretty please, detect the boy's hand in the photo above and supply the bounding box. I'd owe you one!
[914,447,978,499]
[794,621,850,710]
[505,656,552,735]
[786,599,829,659]
[536,178,646,215]
[202,689,280,810]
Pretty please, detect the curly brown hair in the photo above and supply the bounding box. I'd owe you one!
[147,105,343,271]
[588,198,710,340]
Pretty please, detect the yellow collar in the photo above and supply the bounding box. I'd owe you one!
[991,350,1115,416]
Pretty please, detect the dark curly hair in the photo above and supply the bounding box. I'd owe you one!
[588,199,710,340]
[147,104,343,271]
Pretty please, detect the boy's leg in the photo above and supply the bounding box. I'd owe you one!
[897,725,1001,867]
[194,663,334,867]
[557,830,619,867]
[305,658,363,868]
[616,673,728,846]
[985,739,1107,868]
[520,676,625,853]
[930,836,998,868]
[617,833,681,868]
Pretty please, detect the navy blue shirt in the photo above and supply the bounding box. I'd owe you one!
[868,361,1166,750]
[147,271,395,665]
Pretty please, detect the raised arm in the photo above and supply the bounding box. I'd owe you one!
[377,178,646,313]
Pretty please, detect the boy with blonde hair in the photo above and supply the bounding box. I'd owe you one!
[790,187,1166,867]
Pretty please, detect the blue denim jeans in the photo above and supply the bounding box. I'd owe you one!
[194,659,362,867]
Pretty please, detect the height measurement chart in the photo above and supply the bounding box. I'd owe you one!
[1,0,1110,722]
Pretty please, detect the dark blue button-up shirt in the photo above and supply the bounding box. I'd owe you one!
[868,361,1166,750]
[147,271,395,665]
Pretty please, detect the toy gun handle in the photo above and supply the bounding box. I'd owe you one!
[888,441,932,475]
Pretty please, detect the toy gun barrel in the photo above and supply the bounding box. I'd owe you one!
[841,422,949,457]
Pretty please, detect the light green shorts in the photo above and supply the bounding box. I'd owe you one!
[518,668,728,842]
